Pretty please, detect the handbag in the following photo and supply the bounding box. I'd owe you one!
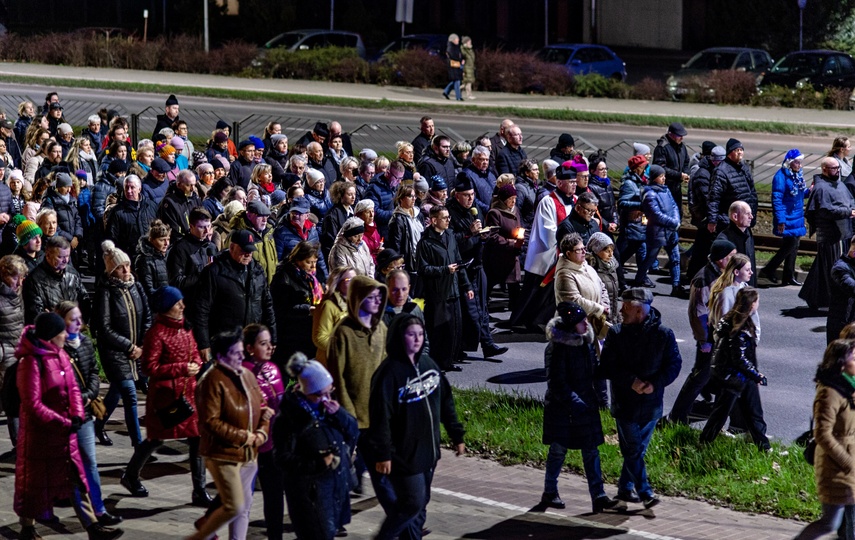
[802,417,816,466]
[156,377,195,430]
[70,358,106,420]
[449,59,461,69]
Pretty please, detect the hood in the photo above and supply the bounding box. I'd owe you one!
[385,312,425,362]
[15,325,62,359]
[347,275,388,329]
[546,316,595,346]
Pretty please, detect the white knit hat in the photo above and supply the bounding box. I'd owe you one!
[101,240,130,276]
[286,352,333,395]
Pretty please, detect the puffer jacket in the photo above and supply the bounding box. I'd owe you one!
[14,328,88,517]
[618,169,646,241]
[135,237,170,300]
[272,218,328,282]
[708,158,757,228]
[387,206,424,275]
[653,134,689,188]
[196,361,269,463]
[514,174,538,230]
[588,174,617,230]
[812,370,855,505]
[462,165,496,216]
[688,156,715,228]
[91,172,120,222]
[157,183,202,244]
[590,255,620,324]
[41,188,83,243]
[304,184,333,223]
[142,314,202,441]
[710,318,762,391]
[0,281,24,366]
[417,150,456,188]
[105,197,159,259]
[166,233,217,300]
[94,275,152,383]
[66,334,101,422]
[364,175,396,238]
[554,255,608,319]
[496,144,528,177]
[192,251,277,350]
[642,183,680,244]
[771,166,808,237]
[23,261,90,324]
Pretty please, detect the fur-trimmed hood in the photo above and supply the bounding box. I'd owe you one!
[545,316,595,346]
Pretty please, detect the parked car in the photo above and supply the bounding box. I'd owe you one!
[373,34,447,61]
[758,50,855,92]
[537,44,626,81]
[666,47,773,99]
[259,29,367,58]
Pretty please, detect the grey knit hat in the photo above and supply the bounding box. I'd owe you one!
[586,232,614,254]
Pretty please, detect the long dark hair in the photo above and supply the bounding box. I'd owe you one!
[723,287,758,337]
[817,339,855,380]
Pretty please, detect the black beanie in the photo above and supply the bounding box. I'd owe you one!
[35,312,65,341]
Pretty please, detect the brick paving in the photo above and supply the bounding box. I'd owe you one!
[0,385,806,540]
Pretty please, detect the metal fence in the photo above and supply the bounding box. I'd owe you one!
[0,94,128,129]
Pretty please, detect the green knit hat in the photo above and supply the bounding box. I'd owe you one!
[16,219,42,246]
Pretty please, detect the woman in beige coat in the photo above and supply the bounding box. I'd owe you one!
[795,339,855,539]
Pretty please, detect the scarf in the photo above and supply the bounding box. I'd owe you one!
[259,181,275,193]
[66,333,81,349]
[787,168,806,197]
[843,372,855,389]
[79,149,95,162]
[59,193,71,204]
[295,264,323,305]
[593,174,611,187]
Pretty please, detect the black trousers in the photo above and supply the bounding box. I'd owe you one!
[425,298,463,368]
[763,236,800,281]
[699,382,769,449]
[461,267,494,352]
[686,225,716,282]
[669,342,713,424]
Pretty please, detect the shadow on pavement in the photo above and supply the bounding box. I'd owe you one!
[487,368,546,385]
[781,306,825,319]
[461,514,628,539]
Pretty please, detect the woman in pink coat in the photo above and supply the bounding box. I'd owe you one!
[15,312,123,540]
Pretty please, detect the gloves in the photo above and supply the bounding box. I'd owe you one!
[70,416,83,433]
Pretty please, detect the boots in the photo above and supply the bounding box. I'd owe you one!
[190,449,212,507]
[19,525,43,540]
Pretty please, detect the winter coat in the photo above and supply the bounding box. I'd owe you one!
[329,235,375,277]
[462,165,496,216]
[141,172,170,205]
[327,276,388,429]
[265,150,289,187]
[496,144,528,177]
[598,307,682,422]
[14,328,88,518]
[166,233,217,303]
[446,197,485,268]
[13,246,43,273]
[588,174,617,230]
[134,237,170,301]
[105,197,159,259]
[557,211,600,247]
[66,334,101,422]
[828,255,855,342]
[274,389,358,540]
[368,313,465,475]
[416,226,472,305]
[193,252,276,350]
[243,359,285,454]
[312,292,348,367]
[710,318,762,391]
[271,261,320,363]
[387,206,424,275]
[446,41,463,81]
[308,156,338,186]
[381,302,431,358]
[708,158,757,228]
[142,314,202,440]
[23,262,89,324]
[771,166,808,237]
[227,157,255,192]
[417,151,456,187]
[653,134,689,189]
[273,219,328,282]
[688,156,715,228]
[716,223,757,287]
[812,371,855,505]
[0,281,24,367]
[515,175,538,230]
[321,204,352,257]
[229,212,278,283]
[618,169,646,241]
[196,362,269,463]
[411,132,432,163]
[484,204,522,285]
[41,189,83,243]
[462,45,476,84]
[91,173,120,222]
[642,183,680,244]
[688,263,722,343]
[94,276,152,383]
[590,255,620,325]
[542,319,604,449]
[555,255,608,319]
[304,184,333,223]
[364,175,396,238]
[158,184,202,244]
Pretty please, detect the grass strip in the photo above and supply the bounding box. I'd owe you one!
[1,74,840,136]
[446,387,818,521]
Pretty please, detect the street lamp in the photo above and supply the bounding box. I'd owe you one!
[798,0,806,51]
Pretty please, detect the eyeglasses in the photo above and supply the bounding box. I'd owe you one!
[578,206,597,215]
[571,247,587,254]
[827,166,841,171]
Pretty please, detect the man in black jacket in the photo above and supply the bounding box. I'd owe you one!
[295,121,329,149]
[105,175,158,259]
[23,236,90,323]
[496,125,527,176]
[708,138,758,233]
[307,141,337,185]
[653,122,690,219]
[417,135,456,186]
[446,175,507,359]
[151,94,180,139]
[193,229,276,358]
[227,140,257,191]
[166,207,217,318]
[157,170,202,244]
[411,116,434,162]
[716,200,756,287]
[416,205,474,372]
[557,191,599,247]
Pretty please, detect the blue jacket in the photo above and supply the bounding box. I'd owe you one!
[618,170,646,241]
[364,175,396,238]
[272,220,328,282]
[304,185,333,223]
[462,165,496,216]
[771,167,807,237]
[641,183,679,244]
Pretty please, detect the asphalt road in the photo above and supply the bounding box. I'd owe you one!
[0,81,829,443]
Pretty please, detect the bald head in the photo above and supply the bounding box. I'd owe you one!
[500,119,514,136]
[822,156,842,177]
[729,200,753,230]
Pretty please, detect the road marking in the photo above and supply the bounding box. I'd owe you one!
[432,486,684,540]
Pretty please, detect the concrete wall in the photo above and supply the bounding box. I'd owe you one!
[585,0,683,50]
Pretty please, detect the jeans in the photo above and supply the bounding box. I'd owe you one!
[97,379,141,446]
[615,416,658,498]
[699,383,769,450]
[74,420,106,515]
[544,442,605,501]
[375,468,434,540]
[668,342,713,424]
[635,231,680,287]
[443,80,462,100]
[794,504,855,539]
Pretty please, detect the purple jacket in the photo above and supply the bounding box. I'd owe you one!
[243,359,285,453]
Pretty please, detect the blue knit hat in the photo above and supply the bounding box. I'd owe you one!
[151,286,183,314]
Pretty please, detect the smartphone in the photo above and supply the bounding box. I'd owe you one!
[759,376,768,386]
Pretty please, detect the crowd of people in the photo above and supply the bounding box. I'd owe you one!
[0,89,854,538]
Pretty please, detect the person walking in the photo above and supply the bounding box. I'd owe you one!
[794,339,855,540]
[442,34,464,101]
[828,237,855,344]
[461,36,476,100]
[760,149,808,286]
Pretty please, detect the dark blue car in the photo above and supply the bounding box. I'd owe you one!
[537,44,627,81]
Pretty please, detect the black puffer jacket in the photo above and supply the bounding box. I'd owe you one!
[417,150,456,185]
[711,318,762,391]
[157,183,202,244]
[588,175,617,230]
[167,233,217,301]
[23,262,90,324]
[688,156,716,228]
[270,261,318,365]
[91,172,120,223]
[105,197,159,259]
[134,237,170,301]
[66,335,101,422]
[0,282,24,366]
[708,158,757,228]
[41,189,83,242]
[192,251,276,350]
[94,275,152,383]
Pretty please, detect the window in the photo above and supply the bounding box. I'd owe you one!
[734,53,752,69]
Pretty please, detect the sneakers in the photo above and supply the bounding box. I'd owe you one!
[86,523,124,540]
[670,285,689,298]
[592,495,627,513]
[641,494,661,509]
[120,473,148,497]
[636,277,656,288]
[540,491,566,509]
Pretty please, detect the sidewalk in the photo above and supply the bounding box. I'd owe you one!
[0,388,805,540]
[1,61,854,128]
